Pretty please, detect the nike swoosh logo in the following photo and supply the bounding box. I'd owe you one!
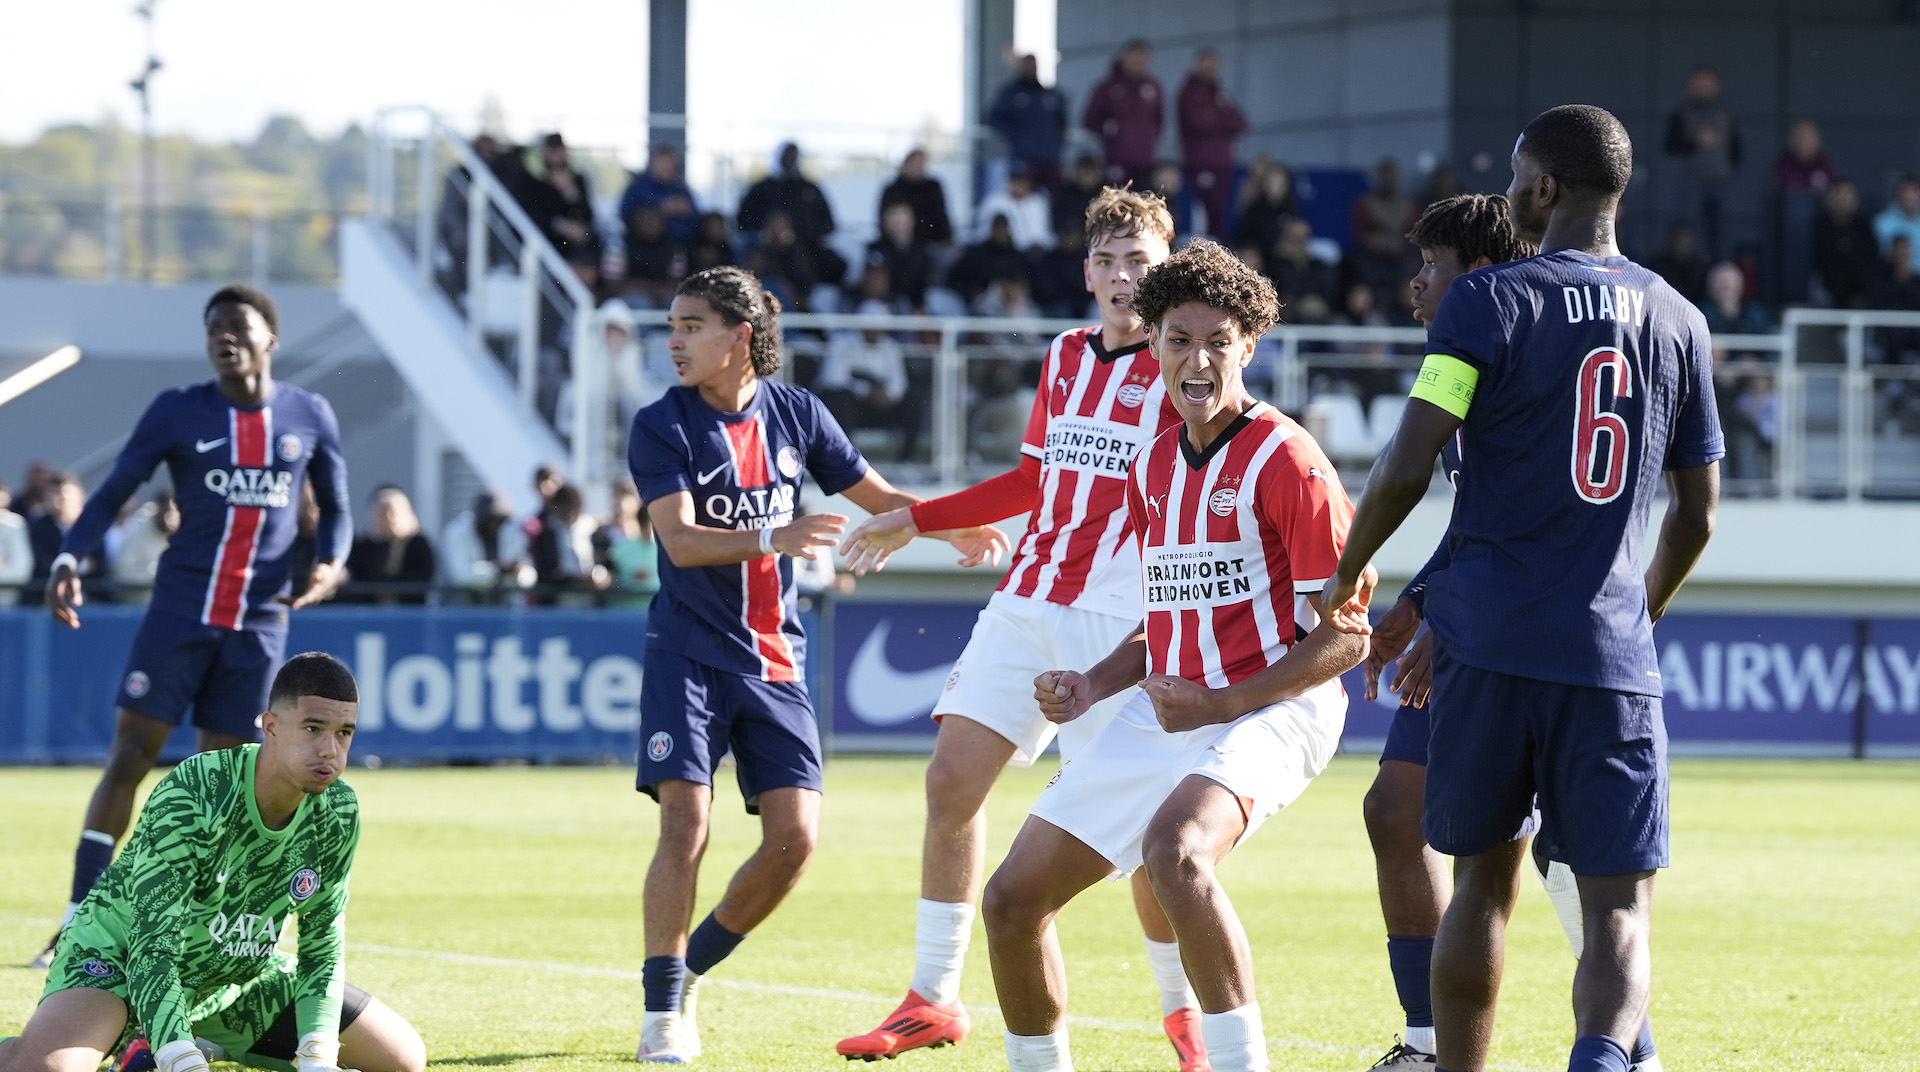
[844,620,953,726]
[216,870,228,884]
[695,463,729,485]
[196,437,228,453]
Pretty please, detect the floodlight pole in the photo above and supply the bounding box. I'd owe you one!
[131,1,162,283]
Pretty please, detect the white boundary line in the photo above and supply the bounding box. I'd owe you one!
[352,943,1552,1069]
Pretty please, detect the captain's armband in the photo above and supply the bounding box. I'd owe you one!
[1409,353,1480,419]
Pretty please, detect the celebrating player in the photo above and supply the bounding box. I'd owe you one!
[837,189,1206,1068]
[33,284,350,969]
[982,240,1368,1072]
[626,266,1008,1063]
[1323,105,1721,1072]
[0,653,423,1072]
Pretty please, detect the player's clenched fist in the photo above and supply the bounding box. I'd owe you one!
[1142,673,1226,733]
[1033,670,1091,723]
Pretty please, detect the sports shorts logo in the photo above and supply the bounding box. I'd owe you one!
[1116,383,1147,408]
[124,671,151,699]
[82,958,116,978]
[776,445,801,479]
[647,731,674,762]
[1208,487,1238,516]
[277,433,303,462]
[288,868,321,902]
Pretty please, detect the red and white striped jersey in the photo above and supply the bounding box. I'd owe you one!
[1126,403,1353,687]
[998,326,1182,619]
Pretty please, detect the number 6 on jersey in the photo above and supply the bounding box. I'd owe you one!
[1572,346,1632,504]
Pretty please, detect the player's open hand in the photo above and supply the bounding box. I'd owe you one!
[1320,564,1379,636]
[44,561,83,629]
[1034,669,1092,723]
[1388,629,1436,708]
[1142,673,1226,733]
[277,559,344,610]
[1363,595,1423,701]
[840,507,918,575]
[775,512,849,561]
[946,524,1011,569]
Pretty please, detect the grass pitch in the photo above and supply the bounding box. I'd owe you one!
[3,757,1917,1071]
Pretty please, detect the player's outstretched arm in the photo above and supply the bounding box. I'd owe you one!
[1324,399,1462,630]
[647,491,845,566]
[838,467,1014,574]
[1644,462,1719,622]
[1144,595,1368,734]
[120,771,215,1054]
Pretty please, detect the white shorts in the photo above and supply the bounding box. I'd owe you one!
[934,591,1140,766]
[1029,678,1347,877]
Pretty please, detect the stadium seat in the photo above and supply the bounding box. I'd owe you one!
[1367,394,1406,452]
[1305,394,1373,464]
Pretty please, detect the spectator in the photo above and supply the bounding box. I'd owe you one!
[687,211,736,274]
[1814,179,1881,308]
[1418,163,1462,210]
[521,133,600,263]
[1150,162,1193,238]
[1177,47,1247,237]
[1050,154,1106,236]
[1722,373,1778,485]
[1873,175,1920,272]
[27,470,90,584]
[530,483,605,599]
[1649,222,1709,304]
[621,204,687,308]
[441,488,532,592]
[1267,216,1336,324]
[522,464,564,552]
[865,202,936,309]
[1774,119,1840,303]
[758,209,847,310]
[1351,157,1418,265]
[108,490,178,595]
[1233,158,1299,266]
[617,145,699,243]
[0,481,30,603]
[1701,261,1774,334]
[14,460,55,517]
[1868,235,1920,312]
[948,214,1033,303]
[597,479,659,608]
[436,134,505,298]
[973,165,1053,250]
[1032,222,1092,318]
[1082,39,1164,188]
[988,54,1068,191]
[344,485,437,605]
[879,149,954,246]
[1774,118,1839,197]
[738,142,836,244]
[1664,64,1741,259]
[816,299,915,458]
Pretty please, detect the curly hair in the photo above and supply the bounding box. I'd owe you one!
[1407,193,1536,266]
[674,266,784,376]
[1084,185,1176,250]
[1131,239,1279,338]
[204,283,279,334]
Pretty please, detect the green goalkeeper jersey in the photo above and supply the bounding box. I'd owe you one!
[59,745,360,1051]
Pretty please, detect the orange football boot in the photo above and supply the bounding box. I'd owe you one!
[1163,1007,1211,1072]
[836,990,970,1061]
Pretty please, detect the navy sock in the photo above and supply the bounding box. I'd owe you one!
[1631,1017,1656,1064]
[1568,1034,1631,1072]
[684,913,745,977]
[70,832,115,905]
[1385,934,1435,1029]
[642,955,686,1012]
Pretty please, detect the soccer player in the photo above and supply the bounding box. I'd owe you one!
[837,189,1205,1067]
[1322,105,1721,1072]
[982,240,1368,1072]
[0,652,424,1072]
[627,266,1008,1063]
[33,284,350,969]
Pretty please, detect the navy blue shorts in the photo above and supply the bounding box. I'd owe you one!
[637,647,823,814]
[1423,645,1668,875]
[115,608,286,738]
[1380,702,1430,765]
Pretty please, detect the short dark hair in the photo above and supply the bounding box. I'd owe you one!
[204,284,279,334]
[269,652,358,711]
[1132,239,1279,338]
[1518,104,1633,198]
[675,266,784,376]
[1407,194,1536,267]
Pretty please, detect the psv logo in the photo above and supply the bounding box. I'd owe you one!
[1208,488,1238,516]
[288,868,321,902]
[1116,383,1147,408]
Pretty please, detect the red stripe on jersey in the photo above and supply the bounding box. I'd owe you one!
[203,408,269,629]
[724,417,796,681]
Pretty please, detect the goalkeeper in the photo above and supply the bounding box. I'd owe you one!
[0,652,423,1072]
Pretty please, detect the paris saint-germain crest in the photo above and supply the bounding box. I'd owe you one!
[648,732,674,762]
[277,434,303,462]
[289,867,321,902]
[82,958,116,977]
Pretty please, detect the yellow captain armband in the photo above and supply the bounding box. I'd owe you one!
[1409,353,1480,418]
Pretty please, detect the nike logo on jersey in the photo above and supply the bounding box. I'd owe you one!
[695,462,731,485]
[216,870,228,884]
[195,437,228,453]
[843,620,951,726]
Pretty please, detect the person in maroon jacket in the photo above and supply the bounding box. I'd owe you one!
[1177,47,1247,238]
[1083,39,1163,189]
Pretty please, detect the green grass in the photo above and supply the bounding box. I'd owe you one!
[4,758,1918,1071]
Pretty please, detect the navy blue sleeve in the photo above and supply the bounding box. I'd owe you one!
[61,394,173,559]
[629,406,693,504]
[308,394,352,563]
[803,390,869,496]
[1666,311,1727,470]
[1423,274,1506,376]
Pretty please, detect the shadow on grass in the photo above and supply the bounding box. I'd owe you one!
[428,1054,571,1067]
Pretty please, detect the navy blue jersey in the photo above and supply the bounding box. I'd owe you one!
[1420,250,1724,695]
[62,382,350,631]
[629,382,868,680]
[1401,432,1463,609]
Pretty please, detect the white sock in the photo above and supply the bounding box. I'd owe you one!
[1632,1056,1664,1072]
[1143,938,1197,1015]
[909,898,975,1006]
[1003,1028,1072,1072]
[1540,859,1584,954]
[1403,1025,1436,1054]
[1200,1004,1269,1072]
